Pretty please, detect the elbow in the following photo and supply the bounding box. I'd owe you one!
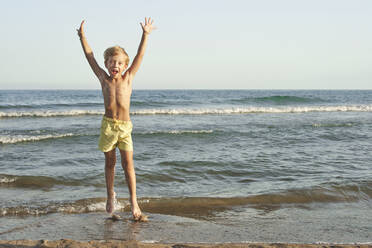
[85,52,94,58]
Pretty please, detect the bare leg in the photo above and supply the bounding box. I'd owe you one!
[119,149,142,219]
[104,149,116,214]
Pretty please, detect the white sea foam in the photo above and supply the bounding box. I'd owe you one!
[0,133,75,144]
[56,197,128,214]
[0,199,128,216]
[169,130,213,134]
[1,105,372,118]
[0,110,104,118]
[0,176,17,184]
[142,130,214,135]
[142,240,159,244]
[132,105,372,115]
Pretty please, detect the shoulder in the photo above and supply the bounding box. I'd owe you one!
[98,72,109,84]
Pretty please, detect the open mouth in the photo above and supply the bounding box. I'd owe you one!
[111,69,119,75]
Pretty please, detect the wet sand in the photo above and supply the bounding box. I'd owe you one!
[2,211,372,244]
[0,240,370,248]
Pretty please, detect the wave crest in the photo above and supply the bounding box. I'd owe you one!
[1,105,372,118]
[132,105,372,115]
[1,182,371,217]
[0,133,76,144]
[0,198,128,217]
[140,130,214,135]
[0,110,103,118]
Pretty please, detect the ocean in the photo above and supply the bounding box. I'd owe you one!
[0,89,371,243]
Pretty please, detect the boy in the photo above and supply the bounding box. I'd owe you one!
[77,17,155,220]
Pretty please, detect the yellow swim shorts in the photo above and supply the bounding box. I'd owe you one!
[98,116,133,152]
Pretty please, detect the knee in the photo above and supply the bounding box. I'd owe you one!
[121,159,133,170]
[121,159,128,169]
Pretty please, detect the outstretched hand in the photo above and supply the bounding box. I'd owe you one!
[140,17,156,34]
[77,20,85,38]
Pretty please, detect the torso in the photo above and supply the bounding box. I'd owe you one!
[100,72,132,121]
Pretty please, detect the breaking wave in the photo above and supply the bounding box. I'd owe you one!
[0,197,128,217]
[131,105,372,115]
[0,133,76,144]
[1,182,371,217]
[139,130,214,135]
[0,110,104,118]
[1,105,372,118]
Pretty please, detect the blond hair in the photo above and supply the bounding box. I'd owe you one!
[104,46,129,66]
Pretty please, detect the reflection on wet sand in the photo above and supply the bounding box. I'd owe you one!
[103,213,145,241]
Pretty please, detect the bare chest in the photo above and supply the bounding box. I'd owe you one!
[101,81,132,108]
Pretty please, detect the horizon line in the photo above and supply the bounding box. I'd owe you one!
[0,88,372,91]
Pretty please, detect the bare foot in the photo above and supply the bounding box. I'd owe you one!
[110,214,121,221]
[106,192,116,214]
[137,214,149,222]
[132,202,142,220]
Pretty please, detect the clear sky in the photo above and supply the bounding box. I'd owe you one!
[1,0,372,90]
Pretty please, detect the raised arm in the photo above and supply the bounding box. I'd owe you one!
[127,17,156,76]
[77,20,106,80]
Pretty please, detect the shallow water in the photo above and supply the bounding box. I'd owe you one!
[1,203,371,243]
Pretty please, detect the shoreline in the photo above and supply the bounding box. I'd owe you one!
[1,210,371,244]
[0,240,371,248]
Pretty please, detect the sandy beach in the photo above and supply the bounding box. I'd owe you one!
[0,240,371,248]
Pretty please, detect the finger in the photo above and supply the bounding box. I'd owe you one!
[145,17,147,25]
[79,22,85,33]
[148,17,151,24]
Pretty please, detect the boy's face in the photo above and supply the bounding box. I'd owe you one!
[105,53,128,78]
